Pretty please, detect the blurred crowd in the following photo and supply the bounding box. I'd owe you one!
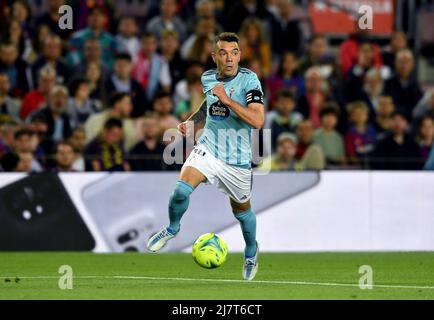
[0,0,433,172]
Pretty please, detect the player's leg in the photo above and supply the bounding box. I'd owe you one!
[167,166,206,233]
[147,165,206,252]
[230,198,259,281]
[230,199,258,257]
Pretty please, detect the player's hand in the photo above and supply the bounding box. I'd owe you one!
[177,121,188,136]
[177,121,196,138]
[212,83,230,105]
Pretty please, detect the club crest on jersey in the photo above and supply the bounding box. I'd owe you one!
[209,101,230,120]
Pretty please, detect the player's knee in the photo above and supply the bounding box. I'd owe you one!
[231,199,251,214]
[170,180,194,203]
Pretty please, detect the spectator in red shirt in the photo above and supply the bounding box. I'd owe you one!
[339,30,383,77]
[20,65,57,120]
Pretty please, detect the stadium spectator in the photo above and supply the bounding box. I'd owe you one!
[384,49,422,120]
[353,67,384,118]
[374,96,395,140]
[132,32,171,102]
[13,130,44,172]
[71,38,111,81]
[152,91,180,137]
[31,35,70,86]
[27,113,55,166]
[297,34,337,79]
[0,73,21,123]
[29,85,73,141]
[35,0,73,40]
[68,127,86,172]
[5,19,35,63]
[186,34,215,70]
[116,16,140,62]
[382,31,408,73]
[128,112,166,171]
[174,74,204,122]
[344,101,376,166]
[295,120,325,170]
[265,0,303,56]
[9,0,32,39]
[67,7,120,69]
[181,15,219,59]
[225,0,269,33]
[0,41,30,97]
[16,150,40,172]
[313,103,345,166]
[296,66,331,129]
[371,111,422,170]
[146,0,187,42]
[264,89,302,153]
[0,122,20,154]
[20,65,56,120]
[31,24,51,59]
[84,117,130,172]
[85,61,107,106]
[344,43,381,103]
[339,29,383,77]
[239,18,272,77]
[52,140,76,172]
[257,132,298,171]
[173,60,205,109]
[84,92,138,152]
[159,29,184,88]
[416,116,434,161]
[267,52,303,107]
[106,53,147,117]
[66,77,99,127]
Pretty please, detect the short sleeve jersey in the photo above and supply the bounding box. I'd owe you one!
[198,67,264,168]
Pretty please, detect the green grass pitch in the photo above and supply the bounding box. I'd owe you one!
[1,252,433,299]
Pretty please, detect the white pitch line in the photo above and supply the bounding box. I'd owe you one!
[1,275,434,290]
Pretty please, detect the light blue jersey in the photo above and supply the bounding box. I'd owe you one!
[198,67,264,168]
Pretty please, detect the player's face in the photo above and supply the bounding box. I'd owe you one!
[212,41,241,77]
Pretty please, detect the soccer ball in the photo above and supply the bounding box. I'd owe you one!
[192,233,228,269]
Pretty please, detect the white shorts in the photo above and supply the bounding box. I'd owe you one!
[184,145,252,203]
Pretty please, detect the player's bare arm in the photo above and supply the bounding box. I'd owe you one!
[212,83,264,129]
[177,99,207,137]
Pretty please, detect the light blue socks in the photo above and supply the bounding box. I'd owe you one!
[168,180,194,234]
[234,208,257,258]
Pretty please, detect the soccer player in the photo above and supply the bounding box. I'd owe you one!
[147,32,264,281]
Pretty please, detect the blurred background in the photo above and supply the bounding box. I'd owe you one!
[0,0,434,172]
[0,0,434,253]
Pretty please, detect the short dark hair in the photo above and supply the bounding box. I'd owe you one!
[153,90,172,103]
[140,31,157,40]
[320,102,341,119]
[214,32,239,50]
[88,6,105,16]
[68,77,89,97]
[54,140,74,154]
[0,152,20,172]
[14,129,33,140]
[277,89,295,101]
[114,52,132,62]
[108,92,129,108]
[103,118,123,131]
